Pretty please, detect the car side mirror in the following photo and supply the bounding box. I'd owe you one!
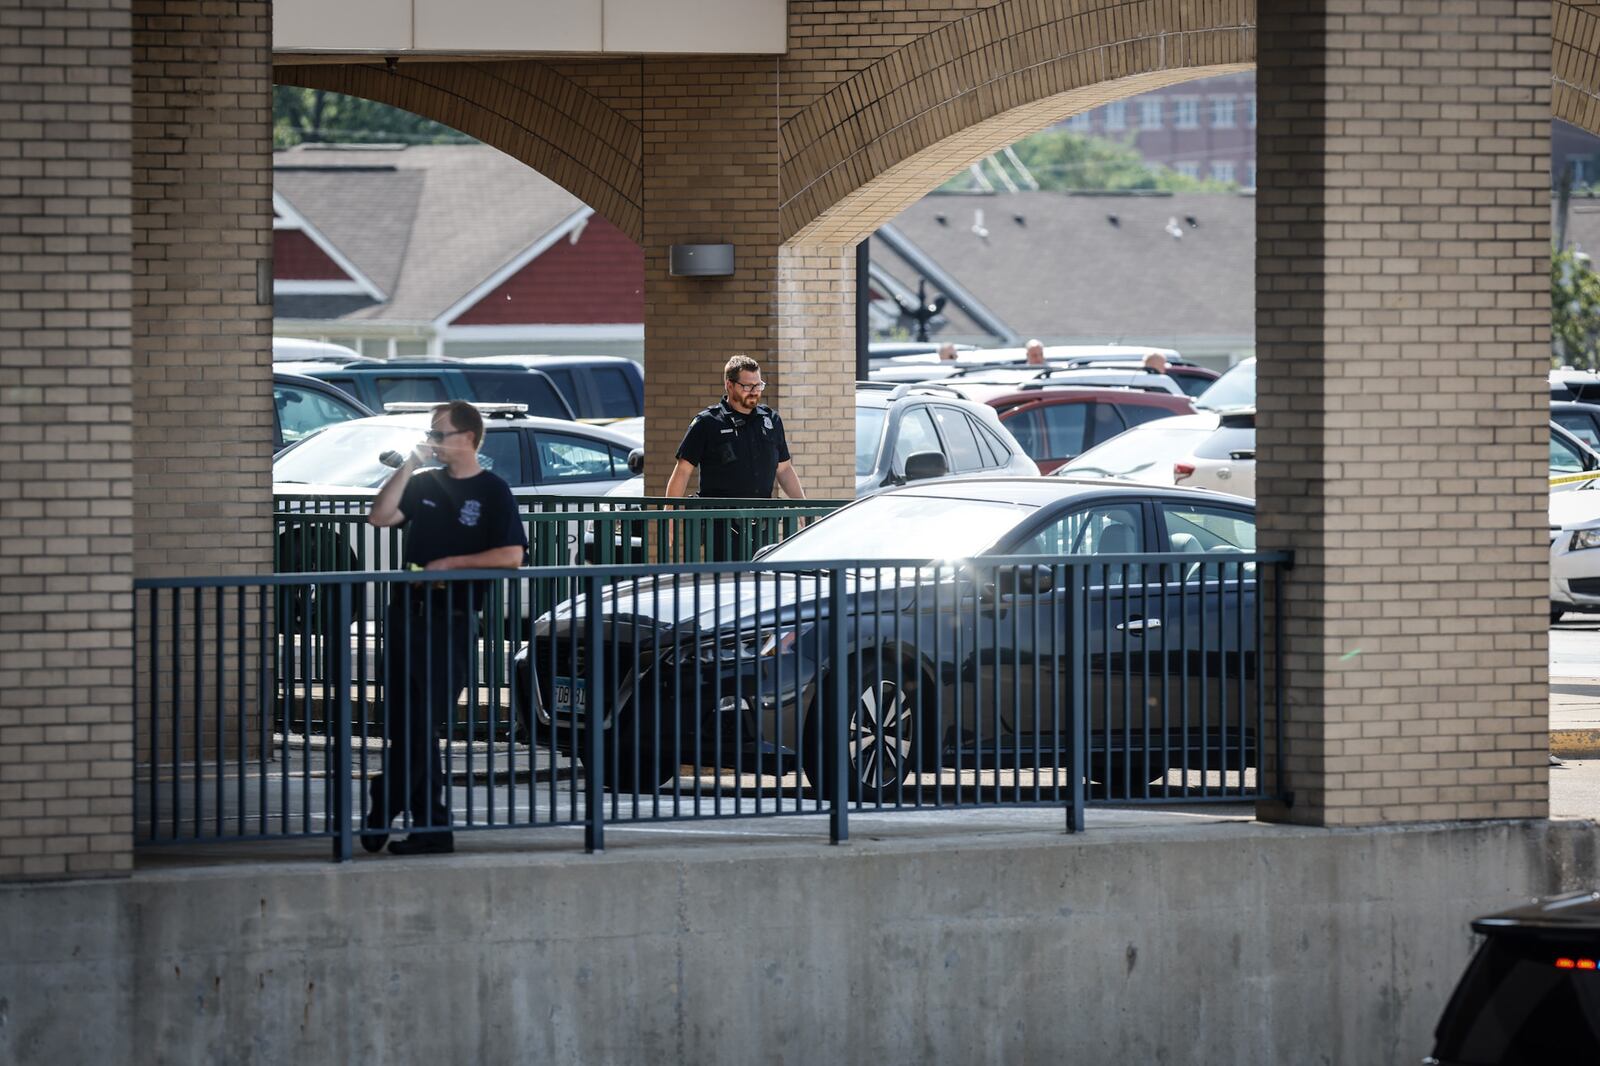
[627,448,644,476]
[904,450,948,482]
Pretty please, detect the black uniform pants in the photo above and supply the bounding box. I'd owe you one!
[370,597,476,833]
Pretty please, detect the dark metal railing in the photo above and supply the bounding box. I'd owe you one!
[273,492,847,574]
[133,551,1291,860]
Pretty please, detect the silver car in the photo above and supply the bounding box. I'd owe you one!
[854,382,1038,496]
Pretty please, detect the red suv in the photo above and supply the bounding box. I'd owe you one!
[985,386,1194,473]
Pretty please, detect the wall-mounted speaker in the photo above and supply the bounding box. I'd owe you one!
[669,243,735,277]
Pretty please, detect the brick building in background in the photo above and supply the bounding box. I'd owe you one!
[273,143,645,359]
[1057,71,1257,187]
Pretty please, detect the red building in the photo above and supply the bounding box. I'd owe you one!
[1057,71,1257,188]
[273,144,644,358]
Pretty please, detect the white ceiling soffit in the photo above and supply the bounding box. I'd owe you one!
[275,0,786,55]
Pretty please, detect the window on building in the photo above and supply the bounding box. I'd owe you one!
[1104,101,1126,131]
[1246,95,1257,128]
[1173,97,1200,130]
[1174,161,1200,179]
[1139,98,1163,129]
[1211,161,1235,184]
[1067,112,1091,132]
[1211,97,1236,128]
[1246,162,1258,189]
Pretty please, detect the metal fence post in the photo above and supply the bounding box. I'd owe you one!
[1067,562,1086,833]
[828,567,849,844]
[584,573,606,853]
[331,579,354,862]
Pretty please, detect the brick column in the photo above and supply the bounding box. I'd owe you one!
[0,1,135,880]
[639,59,853,502]
[1255,1,1550,825]
[776,245,856,500]
[131,0,273,579]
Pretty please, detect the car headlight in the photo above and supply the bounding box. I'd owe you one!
[1571,529,1600,551]
[758,625,812,657]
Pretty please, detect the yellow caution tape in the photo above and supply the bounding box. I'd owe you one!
[1551,470,1600,487]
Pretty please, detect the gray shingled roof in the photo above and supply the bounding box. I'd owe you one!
[881,190,1255,349]
[274,144,587,324]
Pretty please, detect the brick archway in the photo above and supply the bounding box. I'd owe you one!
[275,61,644,244]
[779,0,1255,243]
[1556,1,1600,135]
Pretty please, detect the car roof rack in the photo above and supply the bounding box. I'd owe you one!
[382,402,530,418]
[1017,379,1170,394]
[855,380,899,390]
[888,382,965,401]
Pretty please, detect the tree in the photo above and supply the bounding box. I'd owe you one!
[941,128,1235,194]
[273,87,476,149]
[1552,247,1600,369]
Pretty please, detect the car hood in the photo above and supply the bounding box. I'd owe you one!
[1551,489,1600,531]
[541,567,936,634]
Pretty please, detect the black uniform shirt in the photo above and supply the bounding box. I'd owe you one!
[675,399,791,498]
[398,469,528,602]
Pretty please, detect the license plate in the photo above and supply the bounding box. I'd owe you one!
[553,675,587,716]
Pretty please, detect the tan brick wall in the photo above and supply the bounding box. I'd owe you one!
[1255,1,1552,826]
[0,0,136,880]
[1556,1,1600,131]
[132,0,274,580]
[779,0,1256,242]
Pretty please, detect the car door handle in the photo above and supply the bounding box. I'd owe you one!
[1116,618,1162,635]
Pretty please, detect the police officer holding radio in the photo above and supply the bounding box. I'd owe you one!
[666,354,806,558]
[364,400,527,856]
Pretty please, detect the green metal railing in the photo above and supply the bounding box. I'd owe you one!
[274,492,851,576]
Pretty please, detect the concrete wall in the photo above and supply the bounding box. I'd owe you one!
[2,819,1595,1064]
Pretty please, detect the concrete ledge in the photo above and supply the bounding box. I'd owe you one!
[2,817,1597,1064]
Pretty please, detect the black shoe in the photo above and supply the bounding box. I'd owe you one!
[360,807,390,854]
[387,833,454,856]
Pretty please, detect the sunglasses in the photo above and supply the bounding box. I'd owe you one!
[732,381,766,392]
[424,428,471,443]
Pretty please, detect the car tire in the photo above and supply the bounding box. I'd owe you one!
[802,656,933,801]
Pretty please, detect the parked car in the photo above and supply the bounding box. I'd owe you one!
[944,366,1190,400]
[513,477,1261,796]
[1173,411,1255,498]
[1552,420,1600,493]
[273,371,373,453]
[271,337,371,365]
[1194,356,1254,412]
[274,406,641,576]
[1551,368,1600,403]
[1428,890,1600,1064]
[289,362,576,421]
[982,386,1193,473]
[1054,359,1219,398]
[1550,482,1600,621]
[1053,413,1224,486]
[854,382,1038,496]
[1553,400,1600,451]
[470,355,643,422]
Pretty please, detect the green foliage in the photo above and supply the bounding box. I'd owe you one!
[941,128,1236,194]
[273,87,476,149]
[1553,247,1600,370]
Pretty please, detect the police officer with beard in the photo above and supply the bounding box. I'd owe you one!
[666,354,806,558]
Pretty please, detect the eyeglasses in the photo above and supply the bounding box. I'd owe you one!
[732,381,766,393]
[425,428,471,443]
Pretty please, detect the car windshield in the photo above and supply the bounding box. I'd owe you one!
[274,421,435,487]
[1196,359,1255,411]
[762,493,1035,562]
[855,405,888,476]
[1057,423,1216,479]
